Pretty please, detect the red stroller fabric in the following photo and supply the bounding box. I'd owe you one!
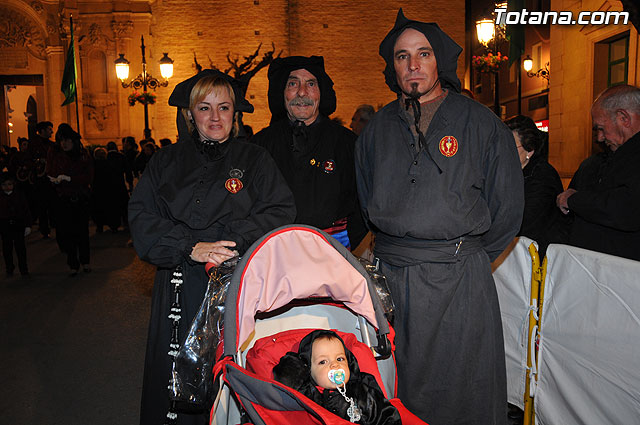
[211,225,427,425]
[246,329,391,398]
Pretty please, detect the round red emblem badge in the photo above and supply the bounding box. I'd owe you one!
[323,160,335,173]
[439,136,458,157]
[225,178,243,194]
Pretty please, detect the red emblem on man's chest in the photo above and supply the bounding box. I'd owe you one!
[225,178,243,194]
[439,136,459,157]
[323,160,335,173]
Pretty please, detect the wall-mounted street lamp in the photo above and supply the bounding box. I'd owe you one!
[475,14,505,116]
[115,35,174,139]
[523,55,550,81]
[476,19,495,47]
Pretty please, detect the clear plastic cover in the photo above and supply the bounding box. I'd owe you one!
[169,258,237,410]
[357,257,395,324]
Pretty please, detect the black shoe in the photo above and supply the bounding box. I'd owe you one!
[82,265,91,273]
[69,269,79,277]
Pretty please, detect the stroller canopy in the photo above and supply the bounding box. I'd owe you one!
[223,225,390,356]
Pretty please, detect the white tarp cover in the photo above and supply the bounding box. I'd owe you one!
[492,237,536,409]
[535,244,640,425]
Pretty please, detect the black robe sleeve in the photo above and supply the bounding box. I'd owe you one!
[480,118,525,261]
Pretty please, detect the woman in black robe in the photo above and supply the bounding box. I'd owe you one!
[505,115,569,256]
[129,70,296,425]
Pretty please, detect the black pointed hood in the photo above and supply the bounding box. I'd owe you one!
[379,8,462,94]
[168,69,254,112]
[267,56,337,123]
[168,69,254,140]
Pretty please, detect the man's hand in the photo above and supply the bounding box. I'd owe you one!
[190,240,238,265]
[556,189,577,215]
[48,175,71,184]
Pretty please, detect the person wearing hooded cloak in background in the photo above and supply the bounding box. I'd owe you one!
[354,9,524,425]
[129,70,296,425]
[47,124,94,275]
[251,56,367,250]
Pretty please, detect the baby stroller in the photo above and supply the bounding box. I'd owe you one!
[211,224,427,424]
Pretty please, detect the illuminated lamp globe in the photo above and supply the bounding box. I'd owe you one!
[523,55,534,72]
[159,53,174,80]
[115,54,130,81]
[476,19,495,45]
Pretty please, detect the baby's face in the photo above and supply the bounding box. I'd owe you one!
[310,337,351,389]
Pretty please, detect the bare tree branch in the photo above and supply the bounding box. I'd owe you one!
[193,52,202,73]
[199,43,282,94]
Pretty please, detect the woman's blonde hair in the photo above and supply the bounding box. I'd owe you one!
[181,76,239,138]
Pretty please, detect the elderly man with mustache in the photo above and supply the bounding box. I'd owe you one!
[252,56,366,249]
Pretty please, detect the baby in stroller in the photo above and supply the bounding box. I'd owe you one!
[273,329,401,425]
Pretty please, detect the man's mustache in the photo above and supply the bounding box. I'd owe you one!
[288,97,315,107]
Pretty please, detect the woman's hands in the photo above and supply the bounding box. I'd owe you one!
[190,240,238,266]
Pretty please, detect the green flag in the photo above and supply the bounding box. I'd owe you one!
[61,17,77,106]
[506,0,525,66]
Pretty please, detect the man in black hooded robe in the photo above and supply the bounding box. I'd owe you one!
[252,56,366,249]
[355,10,524,425]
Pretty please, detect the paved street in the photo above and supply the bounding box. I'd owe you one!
[1,227,155,424]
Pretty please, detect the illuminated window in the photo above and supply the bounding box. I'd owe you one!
[607,35,628,87]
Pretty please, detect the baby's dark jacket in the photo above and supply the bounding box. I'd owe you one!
[273,330,401,425]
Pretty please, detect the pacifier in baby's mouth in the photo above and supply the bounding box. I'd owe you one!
[328,368,361,423]
[328,368,347,386]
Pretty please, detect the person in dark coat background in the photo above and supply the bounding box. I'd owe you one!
[0,173,32,276]
[129,70,296,425]
[90,147,110,232]
[29,121,55,238]
[505,115,568,257]
[122,136,138,192]
[134,141,156,176]
[106,141,130,230]
[557,84,640,261]
[90,145,128,233]
[355,9,524,425]
[47,124,94,275]
[251,56,366,249]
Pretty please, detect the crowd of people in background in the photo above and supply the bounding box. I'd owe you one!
[0,122,177,277]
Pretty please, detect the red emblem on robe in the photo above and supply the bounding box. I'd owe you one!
[439,136,458,157]
[225,178,243,194]
[323,160,335,173]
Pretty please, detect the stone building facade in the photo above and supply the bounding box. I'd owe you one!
[1,0,465,147]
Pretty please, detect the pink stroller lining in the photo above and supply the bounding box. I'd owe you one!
[235,227,379,349]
